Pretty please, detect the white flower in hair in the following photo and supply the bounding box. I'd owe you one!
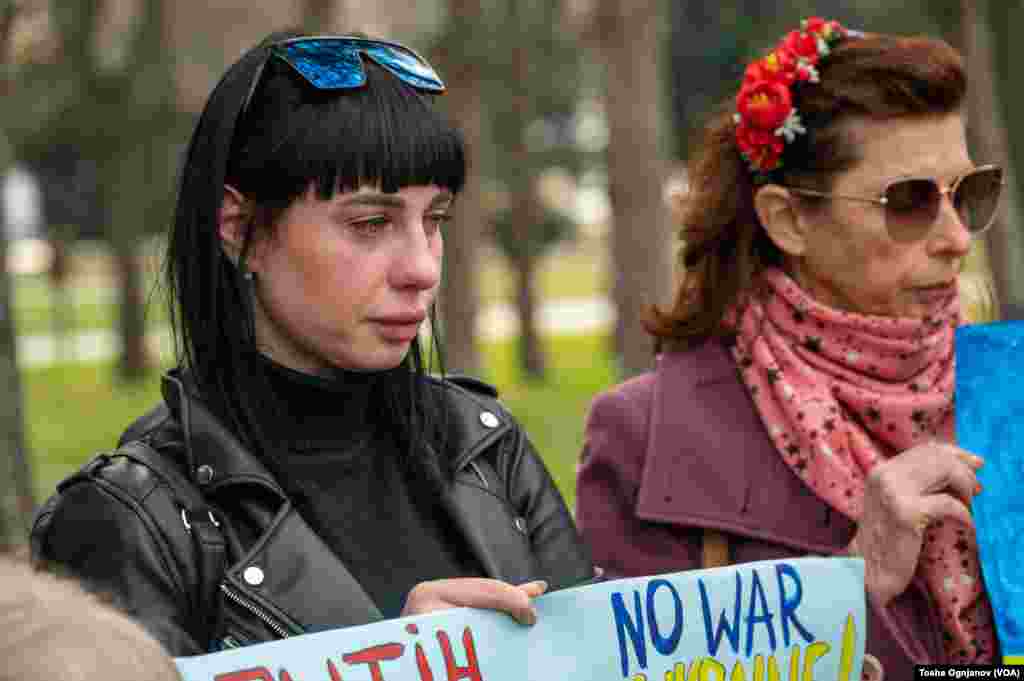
[797,60,821,83]
[775,109,806,143]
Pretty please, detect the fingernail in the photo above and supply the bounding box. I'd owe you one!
[976,482,983,495]
[524,606,538,626]
[520,579,547,593]
[972,455,985,468]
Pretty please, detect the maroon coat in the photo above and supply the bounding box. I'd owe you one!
[576,339,948,680]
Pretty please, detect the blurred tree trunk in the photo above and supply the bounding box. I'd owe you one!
[0,155,34,550]
[507,1,545,380]
[105,0,178,380]
[979,0,1024,318]
[49,224,75,362]
[93,0,182,381]
[0,1,35,550]
[28,0,155,381]
[512,247,544,377]
[431,0,484,376]
[109,208,148,381]
[31,150,82,363]
[592,0,672,378]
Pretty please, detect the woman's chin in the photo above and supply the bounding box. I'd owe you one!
[906,291,959,319]
[335,343,413,372]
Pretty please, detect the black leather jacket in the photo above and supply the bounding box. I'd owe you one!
[32,370,593,657]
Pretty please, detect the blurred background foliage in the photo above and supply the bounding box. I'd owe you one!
[0,0,1019,545]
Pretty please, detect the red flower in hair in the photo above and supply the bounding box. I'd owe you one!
[736,124,785,171]
[782,29,822,64]
[737,81,792,132]
[744,51,796,87]
[734,17,853,179]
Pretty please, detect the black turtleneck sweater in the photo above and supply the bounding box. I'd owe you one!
[253,357,483,618]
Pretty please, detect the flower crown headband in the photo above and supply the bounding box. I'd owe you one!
[733,17,862,183]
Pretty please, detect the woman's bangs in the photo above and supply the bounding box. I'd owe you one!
[283,65,465,200]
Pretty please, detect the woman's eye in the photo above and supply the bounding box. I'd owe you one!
[349,216,390,236]
[426,212,453,234]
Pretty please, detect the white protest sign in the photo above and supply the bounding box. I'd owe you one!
[176,557,865,681]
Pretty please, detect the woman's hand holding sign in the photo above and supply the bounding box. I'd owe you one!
[849,442,983,608]
[401,578,548,625]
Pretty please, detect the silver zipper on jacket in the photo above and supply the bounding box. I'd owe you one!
[220,583,293,640]
[468,460,489,489]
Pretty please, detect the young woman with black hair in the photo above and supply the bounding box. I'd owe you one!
[32,31,593,656]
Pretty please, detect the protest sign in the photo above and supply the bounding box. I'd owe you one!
[956,321,1024,665]
[175,557,865,681]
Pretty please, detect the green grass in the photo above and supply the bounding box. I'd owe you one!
[24,363,164,500]
[24,332,618,509]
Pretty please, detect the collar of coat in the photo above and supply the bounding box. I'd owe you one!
[120,368,512,494]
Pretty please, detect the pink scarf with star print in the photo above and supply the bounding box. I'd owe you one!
[729,267,995,664]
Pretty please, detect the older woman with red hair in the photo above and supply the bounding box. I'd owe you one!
[577,19,1004,678]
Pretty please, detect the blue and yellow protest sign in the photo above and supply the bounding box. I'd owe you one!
[175,557,865,681]
[957,321,1024,665]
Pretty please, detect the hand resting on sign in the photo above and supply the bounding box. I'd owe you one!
[401,578,548,625]
[847,441,983,608]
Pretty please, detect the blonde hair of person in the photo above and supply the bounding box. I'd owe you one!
[0,556,181,681]
[959,269,999,324]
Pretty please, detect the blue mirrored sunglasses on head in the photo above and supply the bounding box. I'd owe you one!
[239,36,446,121]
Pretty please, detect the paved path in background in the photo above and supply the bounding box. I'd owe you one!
[18,297,614,369]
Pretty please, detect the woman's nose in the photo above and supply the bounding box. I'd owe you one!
[392,226,442,290]
[929,192,972,258]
